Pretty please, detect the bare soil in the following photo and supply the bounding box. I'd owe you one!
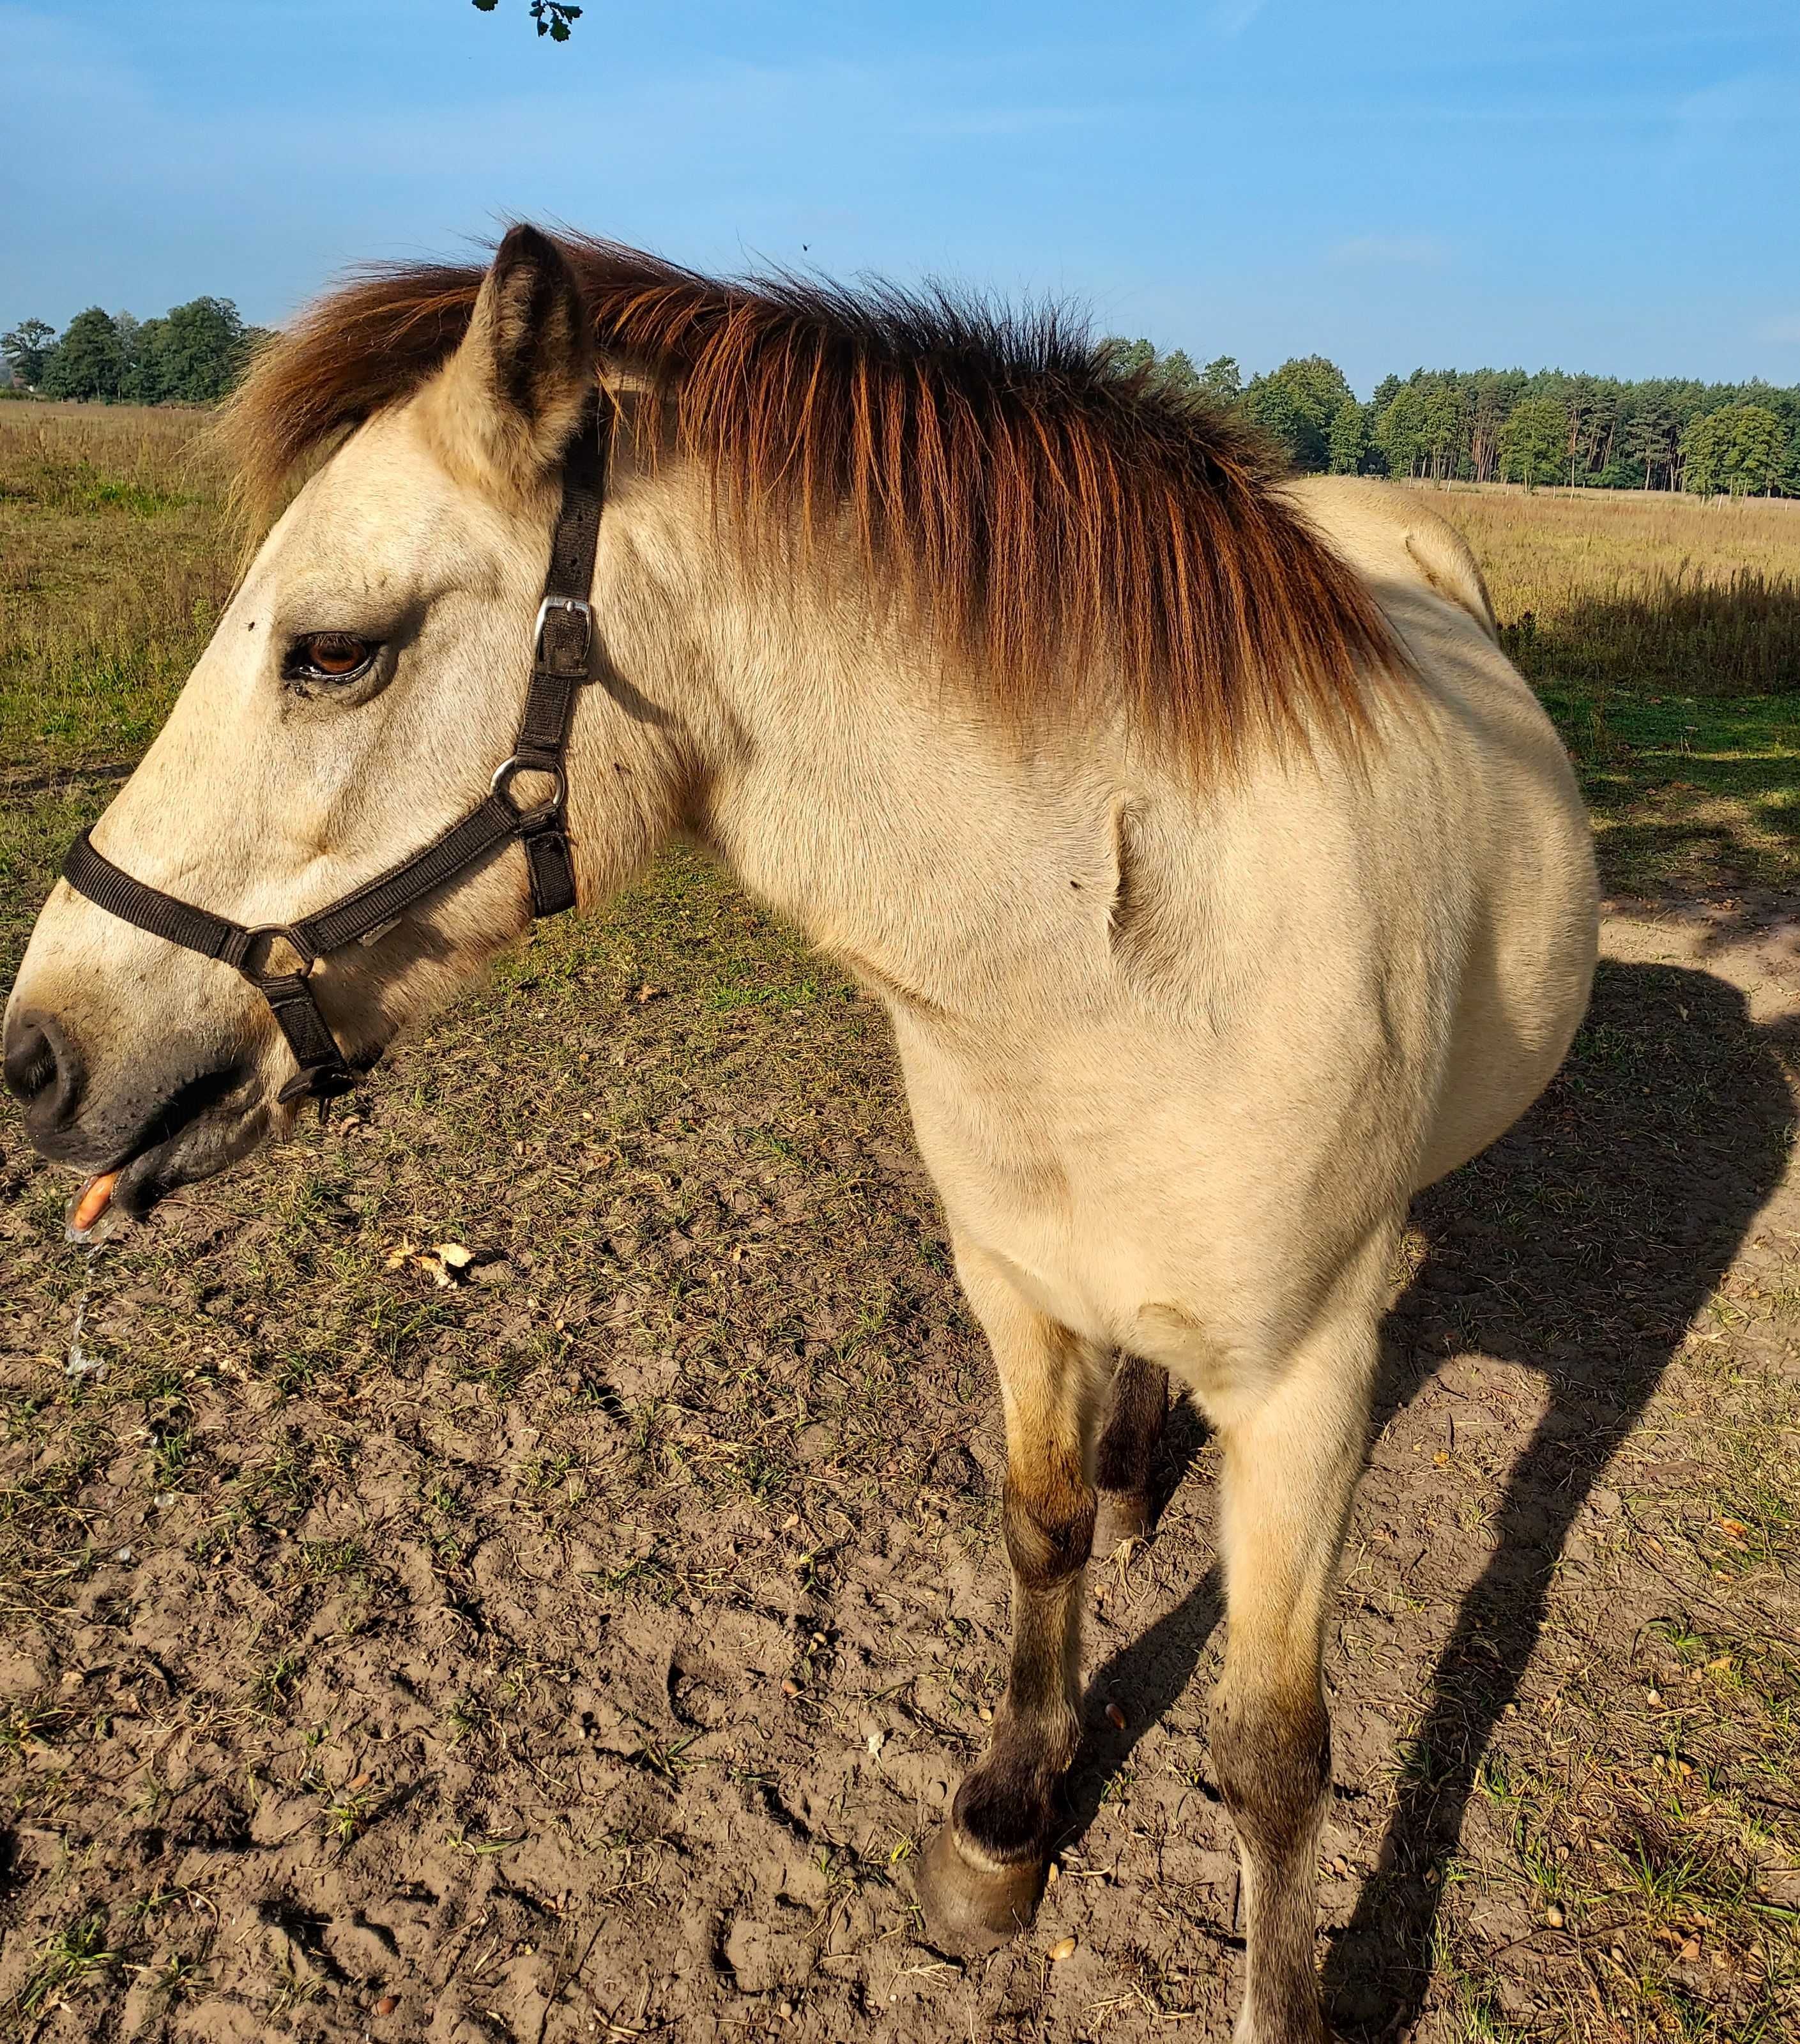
[2,854,1797,2044]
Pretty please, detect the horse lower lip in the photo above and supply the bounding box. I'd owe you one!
[111,1131,187,1216]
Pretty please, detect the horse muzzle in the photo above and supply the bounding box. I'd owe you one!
[3,1002,275,1220]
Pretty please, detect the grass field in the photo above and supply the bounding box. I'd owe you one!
[1,408,1796,2043]
[1409,481,1800,898]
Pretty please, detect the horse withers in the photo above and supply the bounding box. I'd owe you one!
[4,226,1596,2043]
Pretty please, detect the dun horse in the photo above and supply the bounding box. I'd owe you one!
[4,227,1596,2042]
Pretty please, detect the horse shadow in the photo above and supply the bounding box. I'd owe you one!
[1056,957,1796,2036]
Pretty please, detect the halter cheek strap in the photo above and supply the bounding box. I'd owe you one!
[60,408,609,1113]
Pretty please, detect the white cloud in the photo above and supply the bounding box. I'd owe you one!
[1675,74,1800,132]
[1329,234,1451,269]
[1209,1,1267,35]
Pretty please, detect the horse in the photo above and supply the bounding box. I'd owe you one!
[3,225,1597,2043]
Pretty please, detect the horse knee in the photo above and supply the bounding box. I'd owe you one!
[1210,1684,1331,1863]
[1002,1448,1095,1591]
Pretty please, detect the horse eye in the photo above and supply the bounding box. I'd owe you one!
[286,632,378,682]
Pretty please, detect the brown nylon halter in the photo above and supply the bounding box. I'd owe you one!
[61,405,609,1112]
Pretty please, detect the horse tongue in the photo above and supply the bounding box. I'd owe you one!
[68,1172,118,1239]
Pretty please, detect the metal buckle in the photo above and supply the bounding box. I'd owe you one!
[491,754,568,820]
[534,595,593,675]
[234,924,317,988]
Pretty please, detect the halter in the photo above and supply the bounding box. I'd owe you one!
[59,406,609,1113]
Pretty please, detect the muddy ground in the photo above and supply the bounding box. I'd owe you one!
[2,839,1797,2044]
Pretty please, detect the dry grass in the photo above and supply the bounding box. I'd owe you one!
[1415,482,1800,697]
[1422,482,1800,611]
[0,403,233,772]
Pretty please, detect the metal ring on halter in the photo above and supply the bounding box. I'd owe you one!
[491,754,568,818]
[233,924,319,988]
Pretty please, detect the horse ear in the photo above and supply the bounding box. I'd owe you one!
[429,225,594,488]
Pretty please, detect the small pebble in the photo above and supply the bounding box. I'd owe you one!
[782,1679,801,1697]
[1048,1935,1078,1962]
[375,1995,399,2017]
[1545,1903,1566,1928]
[1105,1702,1127,1731]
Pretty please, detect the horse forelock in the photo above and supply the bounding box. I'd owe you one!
[222,232,1407,772]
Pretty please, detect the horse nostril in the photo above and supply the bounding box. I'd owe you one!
[2,1017,56,1102]
[2,1010,84,1128]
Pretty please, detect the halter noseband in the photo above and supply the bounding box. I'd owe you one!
[60,407,609,1113]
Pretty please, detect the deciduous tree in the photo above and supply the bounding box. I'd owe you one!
[470,0,583,38]
[1243,355,1354,471]
[40,308,125,402]
[1499,395,1566,492]
[1327,397,1367,475]
[1200,355,1242,403]
[1,317,57,388]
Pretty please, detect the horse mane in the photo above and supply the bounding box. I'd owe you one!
[224,233,1405,770]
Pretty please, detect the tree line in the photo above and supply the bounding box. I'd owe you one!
[1,301,269,407]
[1110,342,1800,497]
[7,298,1796,498]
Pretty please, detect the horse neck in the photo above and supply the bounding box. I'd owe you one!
[596,467,1120,1006]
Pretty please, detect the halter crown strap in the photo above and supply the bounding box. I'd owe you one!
[60,406,609,1112]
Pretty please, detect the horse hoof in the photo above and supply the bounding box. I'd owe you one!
[914,1822,1045,1957]
[1094,1489,1150,1557]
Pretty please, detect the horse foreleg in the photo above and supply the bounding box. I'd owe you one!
[1210,1292,1382,2044]
[916,1240,1103,1956]
[1094,1352,1168,1553]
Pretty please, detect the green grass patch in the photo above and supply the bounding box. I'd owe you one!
[1543,685,1800,896]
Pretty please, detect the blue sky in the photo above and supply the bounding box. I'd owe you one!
[4,0,1797,395]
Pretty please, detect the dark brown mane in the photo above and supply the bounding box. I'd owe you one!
[225,233,1404,768]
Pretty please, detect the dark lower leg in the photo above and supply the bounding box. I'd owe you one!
[1094,1353,1168,1552]
[1210,1288,1383,2041]
[1212,1677,1332,2044]
[952,1444,1095,1863]
[917,1246,1101,1953]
